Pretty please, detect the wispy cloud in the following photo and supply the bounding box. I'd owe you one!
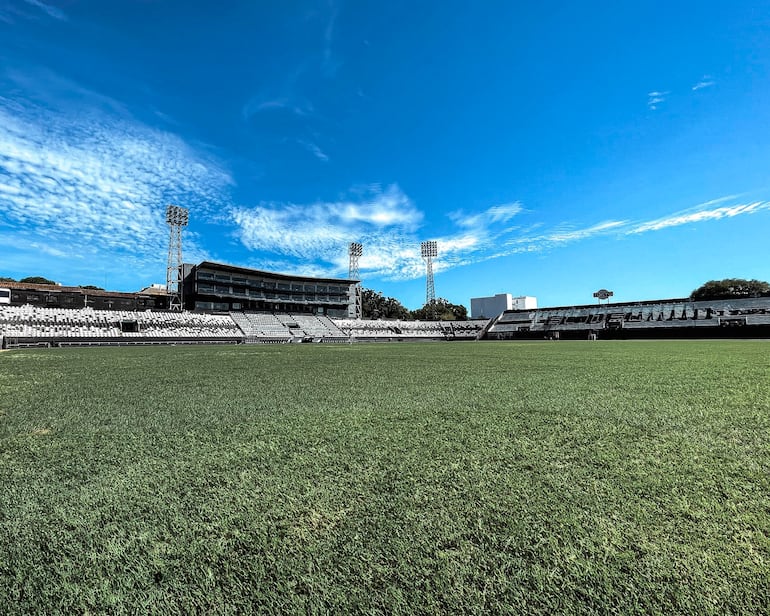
[298,139,330,162]
[23,0,67,21]
[628,201,770,234]
[242,96,314,121]
[692,75,716,91]
[647,90,669,110]
[322,1,341,76]
[647,77,715,111]
[526,220,627,244]
[0,72,232,281]
[231,184,427,279]
[1,0,66,23]
[450,201,522,228]
[229,185,770,283]
[2,70,766,290]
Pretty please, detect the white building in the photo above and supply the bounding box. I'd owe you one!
[470,293,537,319]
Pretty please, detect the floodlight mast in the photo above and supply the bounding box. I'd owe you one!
[348,242,363,319]
[421,240,437,306]
[166,205,189,311]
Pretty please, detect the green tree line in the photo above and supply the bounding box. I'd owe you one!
[691,278,770,300]
[361,288,467,321]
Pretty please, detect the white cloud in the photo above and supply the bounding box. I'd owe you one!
[0,0,66,22]
[497,220,626,254]
[540,220,627,243]
[647,90,669,110]
[692,76,715,91]
[230,184,770,284]
[0,76,233,278]
[242,97,313,120]
[231,184,426,280]
[628,201,770,234]
[299,140,330,162]
[322,1,340,75]
[451,201,522,228]
[23,0,66,21]
[3,71,766,289]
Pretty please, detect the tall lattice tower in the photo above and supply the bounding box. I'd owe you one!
[421,240,437,305]
[348,242,363,318]
[166,205,189,311]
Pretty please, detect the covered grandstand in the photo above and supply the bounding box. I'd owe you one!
[4,260,770,348]
[0,261,492,348]
[182,261,358,317]
[483,296,770,339]
[4,296,770,348]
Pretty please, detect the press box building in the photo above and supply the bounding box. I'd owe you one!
[181,261,358,317]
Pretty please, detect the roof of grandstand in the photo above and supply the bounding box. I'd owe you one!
[195,261,357,284]
[137,285,170,296]
[508,296,696,311]
[0,281,158,299]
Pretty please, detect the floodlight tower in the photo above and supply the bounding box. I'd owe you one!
[348,242,363,280]
[421,240,438,305]
[348,242,363,319]
[166,205,189,311]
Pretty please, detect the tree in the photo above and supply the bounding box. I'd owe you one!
[0,277,15,282]
[361,288,411,320]
[81,285,104,290]
[411,298,468,321]
[20,276,57,285]
[691,278,770,301]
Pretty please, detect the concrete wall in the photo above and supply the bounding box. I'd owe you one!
[511,296,537,310]
[471,294,537,318]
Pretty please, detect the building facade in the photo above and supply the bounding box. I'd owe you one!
[471,293,537,319]
[182,261,357,317]
[0,281,169,310]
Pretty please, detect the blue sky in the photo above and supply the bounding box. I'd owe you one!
[2,1,770,309]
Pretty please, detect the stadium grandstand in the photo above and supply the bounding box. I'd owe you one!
[181,261,357,317]
[0,305,486,348]
[0,262,489,348]
[4,261,770,348]
[0,305,242,348]
[483,296,770,340]
[335,318,488,341]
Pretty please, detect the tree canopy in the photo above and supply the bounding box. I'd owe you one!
[20,276,57,285]
[361,289,468,321]
[691,278,770,300]
[411,298,468,321]
[361,288,411,320]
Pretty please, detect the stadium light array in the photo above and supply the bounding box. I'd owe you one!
[166,205,189,226]
[420,240,437,258]
[420,240,438,305]
[166,205,189,311]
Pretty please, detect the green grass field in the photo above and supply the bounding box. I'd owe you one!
[1,341,769,614]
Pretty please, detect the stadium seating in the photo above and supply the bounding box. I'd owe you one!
[0,306,242,348]
[484,296,770,339]
[332,318,488,340]
[6,295,768,348]
[229,312,291,343]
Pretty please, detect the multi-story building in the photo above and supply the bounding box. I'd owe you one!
[182,261,357,317]
[470,293,537,319]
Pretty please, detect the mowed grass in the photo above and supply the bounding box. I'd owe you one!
[1,341,769,614]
